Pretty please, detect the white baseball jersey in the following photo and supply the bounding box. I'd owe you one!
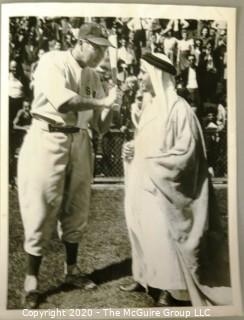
[18,50,104,256]
[31,50,104,127]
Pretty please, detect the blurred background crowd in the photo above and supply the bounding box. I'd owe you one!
[9,16,227,186]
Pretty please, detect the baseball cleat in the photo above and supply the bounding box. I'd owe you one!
[119,281,145,292]
[21,290,40,309]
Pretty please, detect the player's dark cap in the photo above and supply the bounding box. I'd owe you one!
[78,22,114,47]
[141,52,177,75]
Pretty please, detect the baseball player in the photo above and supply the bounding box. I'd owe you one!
[17,22,117,308]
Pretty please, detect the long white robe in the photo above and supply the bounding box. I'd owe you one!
[124,95,232,306]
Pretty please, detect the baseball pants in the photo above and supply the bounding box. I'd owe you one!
[17,120,93,256]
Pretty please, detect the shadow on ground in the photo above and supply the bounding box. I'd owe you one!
[8,185,229,309]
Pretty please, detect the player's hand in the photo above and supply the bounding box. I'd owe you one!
[122,141,135,161]
[103,86,118,109]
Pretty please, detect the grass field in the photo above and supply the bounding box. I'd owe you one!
[8,184,228,309]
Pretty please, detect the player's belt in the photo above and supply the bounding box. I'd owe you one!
[48,124,80,133]
[32,119,83,133]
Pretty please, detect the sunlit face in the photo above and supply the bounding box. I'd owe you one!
[201,27,208,37]
[188,55,196,66]
[54,41,61,50]
[167,30,172,37]
[121,39,126,47]
[23,101,30,111]
[138,65,154,94]
[9,60,17,75]
[195,39,201,47]
[38,49,45,59]
[209,28,216,37]
[182,30,188,40]
[80,40,107,68]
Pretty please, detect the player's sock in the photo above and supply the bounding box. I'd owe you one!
[26,253,42,276]
[64,262,79,275]
[24,275,38,292]
[63,241,79,274]
[24,254,42,292]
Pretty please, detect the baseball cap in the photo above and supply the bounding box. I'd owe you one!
[78,22,114,47]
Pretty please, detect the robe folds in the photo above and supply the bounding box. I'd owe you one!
[124,96,232,306]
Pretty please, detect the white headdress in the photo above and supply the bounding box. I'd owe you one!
[140,52,178,132]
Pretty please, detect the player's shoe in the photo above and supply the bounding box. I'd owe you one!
[156,290,192,307]
[21,290,40,309]
[119,281,145,292]
[64,266,96,290]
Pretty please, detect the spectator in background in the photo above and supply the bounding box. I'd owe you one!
[214,40,227,93]
[62,33,75,50]
[115,18,131,42]
[216,98,227,132]
[34,18,45,46]
[180,54,202,117]
[118,38,136,69]
[148,32,162,53]
[192,38,203,66]
[69,17,84,39]
[120,76,138,132]
[211,20,227,48]
[30,48,46,91]
[9,60,30,122]
[209,27,217,49]
[45,17,61,42]
[13,99,32,133]
[199,26,211,51]
[54,40,62,50]
[203,110,218,177]
[162,19,189,38]
[13,99,32,156]
[177,29,194,73]
[127,18,147,70]
[9,60,30,187]
[60,17,72,44]
[117,59,129,86]
[23,30,39,79]
[162,29,178,64]
[130,90,143,129]
[15,28,26,54]
[9,33,16,60]
[115,20,127,46]
[199,42,218,103]
[215,94,227,177]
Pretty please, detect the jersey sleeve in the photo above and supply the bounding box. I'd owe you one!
[33,53,79,110]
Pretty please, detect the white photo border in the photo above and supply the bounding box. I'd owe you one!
[0,2,242,319]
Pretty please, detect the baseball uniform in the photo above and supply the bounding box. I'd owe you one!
[18,50,104,256]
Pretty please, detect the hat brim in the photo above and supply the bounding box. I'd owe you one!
[86,36,115,48]
[141,52,177,75]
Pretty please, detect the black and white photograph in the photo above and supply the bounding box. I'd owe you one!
[0,2,243,319]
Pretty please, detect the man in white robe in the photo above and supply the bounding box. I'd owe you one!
[121,52,231,307]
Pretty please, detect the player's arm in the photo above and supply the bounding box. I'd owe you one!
[34,53,117,114]
[58,86,117,113]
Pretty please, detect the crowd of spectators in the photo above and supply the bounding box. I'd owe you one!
[9,16,228,184]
